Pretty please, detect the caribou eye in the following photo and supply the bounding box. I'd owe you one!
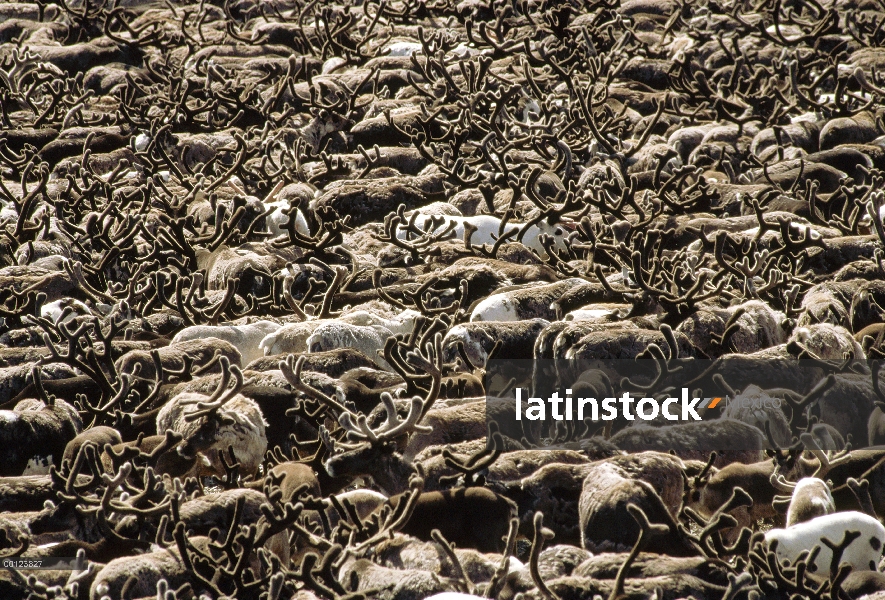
[555,227,563,235]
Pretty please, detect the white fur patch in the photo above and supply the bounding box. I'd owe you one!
[23,455,53,475]
[0,411,19,423]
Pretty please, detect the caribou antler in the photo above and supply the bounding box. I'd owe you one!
[338,392,433,444]
[800,432,852,480]
[182,356,252,421]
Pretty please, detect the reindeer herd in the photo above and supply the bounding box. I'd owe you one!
[3,0,885,598]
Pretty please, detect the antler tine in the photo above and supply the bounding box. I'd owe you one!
[694,451,717,488]
[406,332,444,422]
[338,412,376,441]
[197,363,243,410]
[338,411,376,443]
[769,471,798,493]
[280,354,351,416]
[178,355,233,406]
[183,361,251,421]
[377,395,433,441]
[337,390,432,446]
[800,432,851,480]
[379,391,400,433]
[356,414,381,443]
[213,364,252,406]
[319,424,361,453]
